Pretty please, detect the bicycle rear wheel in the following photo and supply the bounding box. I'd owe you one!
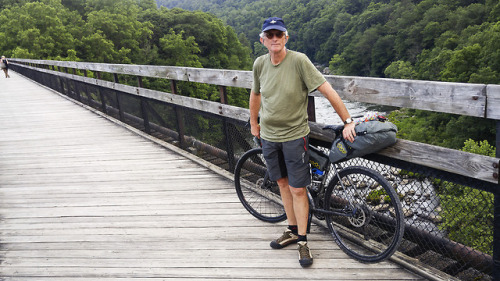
[234,148,286,223]
[324,166,404,263]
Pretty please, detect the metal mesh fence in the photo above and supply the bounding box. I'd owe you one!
[359,156,495,280]
[11,64,498,281]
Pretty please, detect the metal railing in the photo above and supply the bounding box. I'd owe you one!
[9,59,500,281]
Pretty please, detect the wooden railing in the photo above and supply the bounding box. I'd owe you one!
[9,58,500,185]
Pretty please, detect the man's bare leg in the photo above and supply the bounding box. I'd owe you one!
[269,177,299,249]
[288,185,309,236]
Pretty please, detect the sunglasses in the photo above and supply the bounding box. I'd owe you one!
[264,31,285,39]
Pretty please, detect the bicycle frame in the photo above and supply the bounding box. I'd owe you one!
[254,137,368,220]
[306,146,358,218]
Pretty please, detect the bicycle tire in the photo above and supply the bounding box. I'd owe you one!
[324,165,404,263]
[234,148,287,223]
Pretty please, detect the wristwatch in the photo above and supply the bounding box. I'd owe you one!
[343,117,353,125]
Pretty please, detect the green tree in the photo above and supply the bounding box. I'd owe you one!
[384,60,416,79]
[158,29,201,67]
[440,44,481,82]
[83,6,152,63]
[77,31,121,62]
[388,108,496,150]
[0,1,82,58]
[141,7,251,69]
[437,139,495,257]
[461,139,496,157]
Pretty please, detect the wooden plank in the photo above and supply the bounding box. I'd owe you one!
[324,76,486,117]
[0,267,421,280]
[379,139,498,184]
[11,59,254,88]
[0,256,398,269]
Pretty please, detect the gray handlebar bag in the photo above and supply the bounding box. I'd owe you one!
[329,121,398,163]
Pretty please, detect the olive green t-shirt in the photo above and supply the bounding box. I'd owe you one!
[252,50,326,142]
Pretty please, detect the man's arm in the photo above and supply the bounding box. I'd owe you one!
[249,90,261,139]
[316,81,356,142]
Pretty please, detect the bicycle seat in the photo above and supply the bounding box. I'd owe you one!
[323,125,344,138]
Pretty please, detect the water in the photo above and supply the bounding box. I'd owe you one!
[314,96,396,125]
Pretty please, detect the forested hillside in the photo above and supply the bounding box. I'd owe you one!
[0,0,251,70]
[157,0,499,84]
[0,0,252,106]
[157,0,499,152]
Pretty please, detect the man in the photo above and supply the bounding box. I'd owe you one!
[249,17,356,267]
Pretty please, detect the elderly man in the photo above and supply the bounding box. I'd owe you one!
[249,17,356,267]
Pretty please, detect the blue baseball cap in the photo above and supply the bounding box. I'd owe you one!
[262,17,287,32]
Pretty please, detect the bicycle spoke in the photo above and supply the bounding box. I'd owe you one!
[325,166,404,263]
[234,148,286,222]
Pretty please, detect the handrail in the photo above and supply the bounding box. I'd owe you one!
[10,58,500,119]
[9,59,500,185]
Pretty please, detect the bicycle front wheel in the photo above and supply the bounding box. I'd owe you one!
[324,166,404,263]
[234,148,286,223]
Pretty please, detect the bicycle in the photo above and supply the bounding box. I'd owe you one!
[233,125,404,263]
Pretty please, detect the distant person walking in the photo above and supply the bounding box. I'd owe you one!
[1,56,10,78]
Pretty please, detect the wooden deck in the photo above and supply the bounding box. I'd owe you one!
[0,72,428,280]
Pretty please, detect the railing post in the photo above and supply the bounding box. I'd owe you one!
[113,73,124,122]
[72,68,82,102]
[137,76,151,134]
[96,72,107,114]
[494,194,500,281]
[494,121,500,281]
[57,70,67,96]
[223,119,236,172]
[219,85,228,104]
[171,80,187,149]
[81,69,94,105]
[496,121,499,159]
[307,95,316,122]
[219,85,236,171]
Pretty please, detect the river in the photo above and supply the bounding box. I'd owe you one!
[314,97,395,125]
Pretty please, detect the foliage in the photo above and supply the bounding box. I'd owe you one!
[157,0,500,85]
[388,108,496,150]
[158,29,202,67]
[436,139,495,255]
[438,182,493,255]
[384,60,416,79]
[0,0,252,108]
[366,188,386,205]
[0,1,82,59]
[461,139,496,157]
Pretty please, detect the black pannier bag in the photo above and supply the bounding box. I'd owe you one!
[328,115,398,163]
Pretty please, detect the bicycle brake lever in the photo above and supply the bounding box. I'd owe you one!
[253,136,262,147]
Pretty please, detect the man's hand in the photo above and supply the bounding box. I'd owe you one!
[251,123,260,139]
[343,122,356,143]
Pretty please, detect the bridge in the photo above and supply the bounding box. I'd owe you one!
[2,59,500,280]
